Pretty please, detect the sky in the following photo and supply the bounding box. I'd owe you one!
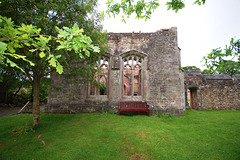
[97,0,240,70]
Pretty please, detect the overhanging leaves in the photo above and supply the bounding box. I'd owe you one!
[202,38,240,76]
[104,0,206,21]
[1,15,100,75]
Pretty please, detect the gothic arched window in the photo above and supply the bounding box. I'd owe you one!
[123,55,142,96]
[90,56,109,95]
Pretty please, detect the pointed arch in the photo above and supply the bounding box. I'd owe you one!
[120,50,147,98]
[120,50,147,59]
[90,55,109,96]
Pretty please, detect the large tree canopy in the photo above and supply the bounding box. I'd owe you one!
[0,15,101,125]
[0,0,107,126]
[202,38,240,76]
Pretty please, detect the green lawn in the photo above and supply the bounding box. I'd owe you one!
[0,110,240,160]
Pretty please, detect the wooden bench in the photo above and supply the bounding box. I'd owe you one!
[118,101,150,116]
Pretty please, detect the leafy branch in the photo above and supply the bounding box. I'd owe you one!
[0,16,100,74]
[202,38,240,76]
[102,0,206,22]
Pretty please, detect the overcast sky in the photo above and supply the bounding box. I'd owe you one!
[97,0,240,70]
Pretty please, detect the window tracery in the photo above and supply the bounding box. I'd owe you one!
[123,55,142,96]
[90,56,109,95]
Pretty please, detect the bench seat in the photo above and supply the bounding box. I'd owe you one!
[118,101,150,116]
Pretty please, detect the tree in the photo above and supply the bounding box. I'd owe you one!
[0,65,19,103]
[0,0,106,125]
[0,0,107,71]
[0,15,101,126]
[0,0,108,126]
[0,63,26,104]
[202,38,240,76]
[181,66,201,72]
[201,69,212,74]
[103,0,206,21]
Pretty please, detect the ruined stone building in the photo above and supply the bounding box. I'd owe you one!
[46,27,240,115]
[47,27,185,115]
[185,71,240,110]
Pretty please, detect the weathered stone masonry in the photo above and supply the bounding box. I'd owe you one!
[46,27,240,115]
[47,27,186,115]
[185,71,240,110]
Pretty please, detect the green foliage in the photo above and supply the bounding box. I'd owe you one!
[0,0,107,125]
[105,0,159,21]
[0,0,106,76]
[11,125,36,135]
[0,16,35,72]
[1,17,99,74]
[166,0,185,13]
[17,89,32,103]
[156,111,175,119]
[194,0,206,5]
[202,38,240,76]
[55,24,100,60]
[39,78,52,102]
[95,81,107,90]
[102,110,115,116]
[167,112,175,119]
[0,63,26,103]
[0,110,240,159]
[0,65,49,104]
[157,110,163,118]
[181,66,201,72]
[104,0,206,21]
[201,69,212,74]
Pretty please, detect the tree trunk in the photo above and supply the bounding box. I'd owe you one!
[32,71,41,126]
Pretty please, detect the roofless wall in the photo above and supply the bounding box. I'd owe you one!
[47,27,185,115]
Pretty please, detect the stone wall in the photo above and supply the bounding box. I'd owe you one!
[47,29,239,114]
[47,73,110,113]
[144,28,184,115]
[185,71,240,110]
[47,27,185,115]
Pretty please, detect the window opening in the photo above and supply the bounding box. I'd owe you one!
[123,55,142,96]
[90,56,109,95]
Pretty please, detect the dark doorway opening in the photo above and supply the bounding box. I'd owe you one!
[189,88,198,110]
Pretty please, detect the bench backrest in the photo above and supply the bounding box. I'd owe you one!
[119,101,149,109]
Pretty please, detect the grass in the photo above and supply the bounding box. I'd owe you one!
[0,110,240,160]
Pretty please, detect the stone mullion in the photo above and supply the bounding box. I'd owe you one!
[131,56,134,97]
[138,58,142,96]
[106,58,109,95]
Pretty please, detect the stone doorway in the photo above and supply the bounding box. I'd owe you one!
[189,88,198,110]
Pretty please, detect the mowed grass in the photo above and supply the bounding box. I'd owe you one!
[0,110,240,160]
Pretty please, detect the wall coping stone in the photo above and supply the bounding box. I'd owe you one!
[185,71,240,80]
